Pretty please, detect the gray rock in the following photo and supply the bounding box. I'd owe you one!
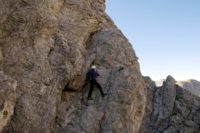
[0,72,17,132]
[174,100,190,118]
[2,0,200,132]
[0,0,146,132]
[163,127,178,133]
[177,79,200,97]
[170,114,183,125]
[150,76,176,128]
[184,120,198,128]
[140,76,200,133]
[56,28,147,133]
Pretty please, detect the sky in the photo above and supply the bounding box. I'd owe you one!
[106,0,200,81]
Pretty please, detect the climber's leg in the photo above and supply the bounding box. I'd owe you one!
[94,80,105,97]
[88,80,94,99]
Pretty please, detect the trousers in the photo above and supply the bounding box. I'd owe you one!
[88,80,104,98]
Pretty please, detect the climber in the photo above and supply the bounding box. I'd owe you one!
[86,65,106,100]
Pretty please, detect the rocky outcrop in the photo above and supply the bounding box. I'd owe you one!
[0,0,146,132]
[177,79,200,97]
[140,76,200,133]
[0,72,16,132]
[3,1,200,133]
[55,27,147,133]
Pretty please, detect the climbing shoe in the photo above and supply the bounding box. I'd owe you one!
[102,93,108,97]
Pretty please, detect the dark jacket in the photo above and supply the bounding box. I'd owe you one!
[87,69,99,81]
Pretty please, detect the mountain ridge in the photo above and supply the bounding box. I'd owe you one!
[155,78,200,97]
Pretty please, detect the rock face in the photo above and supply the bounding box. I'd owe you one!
[177,79,200,97]
[0,0,146,132]
[3,1,200,133]
[140,76,200,133]
[0,72,17,132]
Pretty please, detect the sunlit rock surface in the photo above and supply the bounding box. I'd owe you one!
[0,0,146,132]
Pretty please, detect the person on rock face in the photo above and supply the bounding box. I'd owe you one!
[87,65,106,100]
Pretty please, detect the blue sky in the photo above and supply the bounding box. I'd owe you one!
[106,0,200,81]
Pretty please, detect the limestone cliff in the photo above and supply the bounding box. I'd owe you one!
[140,76,200,133]
[0,0,146,132]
